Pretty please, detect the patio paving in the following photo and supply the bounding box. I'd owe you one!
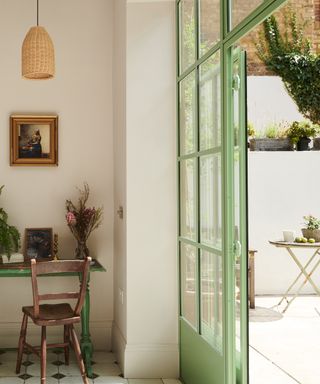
[250,295,320,384]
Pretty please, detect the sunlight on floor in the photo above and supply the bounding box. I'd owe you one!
[0,350,182,384]
[250,295,320,384]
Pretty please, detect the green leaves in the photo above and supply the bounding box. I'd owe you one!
[0,186,21,257]
[257,11,320,124]
[303,215,320,230]
[287,121,320,144]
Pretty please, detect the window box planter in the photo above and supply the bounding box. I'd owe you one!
[249,138,293,151]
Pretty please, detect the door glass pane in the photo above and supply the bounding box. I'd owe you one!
[180,158,197,240]
[181,243,198,328]
[200,52,221,150]
[231,0,264,29]
[200,154,222,249]
[199,0,220,57]
[201,250,223,352]
[180,0,196,73]
[180,71,196,155]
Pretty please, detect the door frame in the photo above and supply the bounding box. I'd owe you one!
[177,1,288,383]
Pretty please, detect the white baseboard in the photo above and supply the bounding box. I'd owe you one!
[112,322,179,379]
[111,321,126,373]
[0,321,112,351]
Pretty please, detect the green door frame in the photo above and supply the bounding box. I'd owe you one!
[177,1,288,383]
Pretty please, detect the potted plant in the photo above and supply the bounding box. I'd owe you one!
[287,121,320,151]
[0,185,20,259]
[301,215,320,242]
[249,122,293,151]
[66,183,103,259]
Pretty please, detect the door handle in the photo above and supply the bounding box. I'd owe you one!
[233,240,242,260]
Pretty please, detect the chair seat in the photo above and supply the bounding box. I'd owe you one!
[23,304,81,326]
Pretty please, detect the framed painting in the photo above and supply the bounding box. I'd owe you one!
[24,228,53,261]
[10,115,58,166]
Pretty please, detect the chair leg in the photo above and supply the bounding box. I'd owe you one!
[41,326,46,384]
[16,313,28,374]
[70,325,89,384]
[64,325,70,365]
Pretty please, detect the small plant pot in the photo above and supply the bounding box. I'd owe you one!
[297,137,311,151]
[313,137,320,150]
[301,228,320,242]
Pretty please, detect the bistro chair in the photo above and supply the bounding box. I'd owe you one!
[16,257,91,384]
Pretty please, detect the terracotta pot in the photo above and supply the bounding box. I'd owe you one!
[301,228,320,242]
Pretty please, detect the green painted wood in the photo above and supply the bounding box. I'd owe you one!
[180,319,224,384]
[0,258,106,378]
[177,1,289,384]
[0,259,105,277]
[80,273,94,378]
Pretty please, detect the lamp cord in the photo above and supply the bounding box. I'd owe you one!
[37,0,39,26]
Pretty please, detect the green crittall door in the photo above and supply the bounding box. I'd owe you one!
[177,1,288,384]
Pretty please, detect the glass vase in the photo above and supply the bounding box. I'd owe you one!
[75,240,90,260]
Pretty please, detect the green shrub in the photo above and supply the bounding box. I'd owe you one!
[256,11,320,124]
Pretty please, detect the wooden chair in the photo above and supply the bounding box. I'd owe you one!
[16,257,91,384]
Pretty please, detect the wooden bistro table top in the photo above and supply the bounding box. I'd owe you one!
[269,240,320,249]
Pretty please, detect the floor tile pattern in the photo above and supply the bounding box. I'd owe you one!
[0,350,182,384]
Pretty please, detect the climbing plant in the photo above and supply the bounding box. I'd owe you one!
[256,11,320,124]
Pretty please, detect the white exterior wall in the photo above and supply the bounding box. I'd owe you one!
[249,152,320,295]
[0,0,114,348]
[248,76,304,132]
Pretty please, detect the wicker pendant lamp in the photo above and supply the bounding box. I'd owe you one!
[22,0,55,79]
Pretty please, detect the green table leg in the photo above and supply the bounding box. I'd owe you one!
[80,273,94,378]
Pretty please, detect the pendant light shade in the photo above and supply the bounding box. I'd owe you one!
[22,0,55,80]
[22,26,55,79]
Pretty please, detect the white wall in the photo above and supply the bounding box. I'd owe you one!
[0,0,114,348]
[248,76,304,132]
[126,0,177,378]
[112,0,178,379]
[112,0,127,373]
[249,152,320,294]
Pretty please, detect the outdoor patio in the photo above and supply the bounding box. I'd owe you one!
[249,295,320,384]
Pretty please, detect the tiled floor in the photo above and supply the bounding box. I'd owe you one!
[0,349,182,384]
[250,295,320,384]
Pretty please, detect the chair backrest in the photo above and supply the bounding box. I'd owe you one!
[30,258,91,318]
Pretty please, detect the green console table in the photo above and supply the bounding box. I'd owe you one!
[0,258,106,378]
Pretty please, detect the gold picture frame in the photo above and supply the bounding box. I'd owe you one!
[24,228,54,262]
[10,115,58,166]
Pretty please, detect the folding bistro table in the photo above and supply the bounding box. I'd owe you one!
[0,258,106,378]
[269,241,320,313]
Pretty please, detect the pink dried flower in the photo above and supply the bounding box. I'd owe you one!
[66,212,77,225]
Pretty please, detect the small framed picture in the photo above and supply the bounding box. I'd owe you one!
[24,228,53,261]
[10,115,58,166]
